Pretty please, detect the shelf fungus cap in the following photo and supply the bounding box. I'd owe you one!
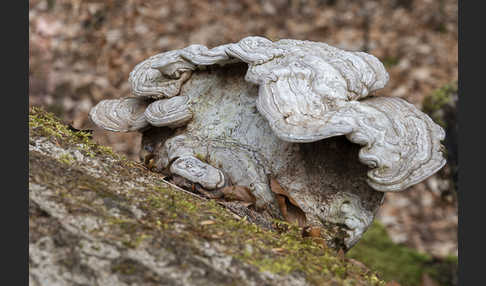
[170,156,225,189]
[90,36,446,192]
[129,51,193,99]
[144,96,193,128]
[89,98,149,132]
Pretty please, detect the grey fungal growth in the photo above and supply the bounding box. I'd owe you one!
[89,36,446,249]
[170,156,226,189]
[144,96,192,128]
[89,98,149,132]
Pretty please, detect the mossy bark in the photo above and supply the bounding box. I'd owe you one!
[29,107,385,286]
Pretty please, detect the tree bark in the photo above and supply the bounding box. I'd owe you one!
[29,108,384,286]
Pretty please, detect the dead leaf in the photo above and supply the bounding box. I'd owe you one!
[313,237,329,249]
[210,231,224,239]
[302,226,321,238]
[385,281,401,286]
[240,202,254,208]
[200,220,215,226]
[348,258,369,272]
[220,185,256,205]
[270,178,306,227]
[271,247,286,254]
[302,226,328,247]
[337,248,345,261]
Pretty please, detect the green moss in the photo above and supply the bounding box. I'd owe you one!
[58,153,75,165]
[422,81,458,128]
[347,221,457,286]
[29,106,123,160]
[382,56,400,68]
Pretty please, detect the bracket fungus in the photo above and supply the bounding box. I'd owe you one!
[89,36,446,249]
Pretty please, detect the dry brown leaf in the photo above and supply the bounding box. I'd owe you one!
[210,233,222,239]
[385,281,401,286]
[302,226,329,248]
[337,248,345,261]
[302,226,321,238]
[200,220,215,226]
[239,202,254,208]
[220,185,256,204]
[311,237,328,249]
[270,178,307,227]
[271,247,286,254]
[348,258,369,272]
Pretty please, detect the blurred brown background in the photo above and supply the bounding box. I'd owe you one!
[29,0,458,260]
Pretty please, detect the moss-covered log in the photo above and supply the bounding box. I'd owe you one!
[29,107,386,286]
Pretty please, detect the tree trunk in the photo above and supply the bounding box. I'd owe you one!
[29,107,384,286]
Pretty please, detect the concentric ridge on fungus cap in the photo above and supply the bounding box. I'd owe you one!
[89,36,446,193]
[89,98,149,132]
